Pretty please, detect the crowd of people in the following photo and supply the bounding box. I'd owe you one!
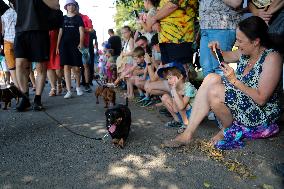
[0,0,283,151]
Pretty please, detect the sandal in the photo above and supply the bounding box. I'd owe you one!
[162,139,190,148]
[49,88,56,97]
[57,84,62,95]
[177,124,187,134]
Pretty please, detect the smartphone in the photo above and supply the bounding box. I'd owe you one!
[134,10,139,18]
[214,48,224,65]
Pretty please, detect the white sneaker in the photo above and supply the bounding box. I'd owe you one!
[76,87,83,96]
[64,91,72,99]
[208,111,216,121]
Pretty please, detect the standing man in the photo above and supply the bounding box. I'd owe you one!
[14,0,60,111]
[89,28,98,85]
[148,0,198,66]
[76,2,93,92]
[107,29,122,62]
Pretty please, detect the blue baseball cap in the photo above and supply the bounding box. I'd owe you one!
[157,62,187,78]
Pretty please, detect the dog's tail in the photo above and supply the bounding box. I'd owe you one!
[125,97,128,107]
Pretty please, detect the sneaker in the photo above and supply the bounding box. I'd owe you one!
[16,97,31,112]
[33,102,44,111]
[137,96,148,103]
[76,87,83,96]
[84,85,92,93]
[64,91,72,99]
[164,120,182,128]
[141,99,154,107]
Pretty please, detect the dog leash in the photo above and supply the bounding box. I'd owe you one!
[43,110,109,141]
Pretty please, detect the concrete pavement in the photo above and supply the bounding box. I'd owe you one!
[0,83,283,189]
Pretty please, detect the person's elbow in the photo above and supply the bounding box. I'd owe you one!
[256,96,268,107]
[230,0,243,9]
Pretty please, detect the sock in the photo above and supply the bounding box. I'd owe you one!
[34,95,41,104]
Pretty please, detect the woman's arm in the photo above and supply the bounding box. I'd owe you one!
[267,0,284,14]
[208,41,241,63]
[222,0,243,9]
[223,52,282,106]
[149,1,178,27]
[78,26,84,49]
[42,0,60,9]
[56,28,63,54]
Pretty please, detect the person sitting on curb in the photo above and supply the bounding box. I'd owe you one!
[158,63,197,133]
[163,16,282,149]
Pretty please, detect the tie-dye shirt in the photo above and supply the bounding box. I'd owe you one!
[158,0,198,44]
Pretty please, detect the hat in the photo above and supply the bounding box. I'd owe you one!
[64,0,76,10]
[157,62,187,78]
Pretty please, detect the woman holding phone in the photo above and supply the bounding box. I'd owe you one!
[163,16,283,149]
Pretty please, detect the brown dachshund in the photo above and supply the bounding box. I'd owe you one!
[95,86,116,108]
[0,85,23,110]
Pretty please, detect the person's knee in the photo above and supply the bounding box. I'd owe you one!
[161,93,171,102]
[207,84,223,105]
[203,73,221,85]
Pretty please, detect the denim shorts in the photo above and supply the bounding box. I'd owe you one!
[176,107,192,124]
[80,48,90,65]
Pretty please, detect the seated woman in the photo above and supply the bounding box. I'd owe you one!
[158,63,197,133]
[164,16,283,149]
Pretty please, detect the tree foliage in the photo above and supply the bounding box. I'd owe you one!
[114,0,144,33]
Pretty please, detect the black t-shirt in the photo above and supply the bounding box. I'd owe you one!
[15,0,50,32]
[0,0,8,16]
[61,15,84,44]
[108,35,122,56]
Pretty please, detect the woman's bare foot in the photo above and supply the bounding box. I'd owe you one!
[210,130,224,144]
[163,131,194,148]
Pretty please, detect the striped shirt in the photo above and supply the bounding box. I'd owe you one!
[1,8,17,42]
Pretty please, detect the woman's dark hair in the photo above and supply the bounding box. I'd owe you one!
[149,0,160,7]
[238,16,271,48]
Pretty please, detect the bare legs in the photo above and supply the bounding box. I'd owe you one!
[169,74,233,145]
[16,58,30,93]
[47,69,63,96]
[64,65,81,92]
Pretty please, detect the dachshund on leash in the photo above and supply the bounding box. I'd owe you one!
[95,85,116,108]
[105,98,131,148]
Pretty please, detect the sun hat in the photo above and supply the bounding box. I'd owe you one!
[64,0,76,10]
[157,62,187,78]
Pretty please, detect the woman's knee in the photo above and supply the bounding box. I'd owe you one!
[203,73,221,86]
[207,84,225,104]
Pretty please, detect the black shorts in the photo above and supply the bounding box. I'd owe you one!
[14,31,50,62]
[160,42,193,64]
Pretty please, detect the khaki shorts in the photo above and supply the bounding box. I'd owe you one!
[4,41,15,70]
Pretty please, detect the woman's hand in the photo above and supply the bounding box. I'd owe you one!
[258,8,272,24]
[208,41,222,60]
[220,63,237,84]
[56,47,59,55]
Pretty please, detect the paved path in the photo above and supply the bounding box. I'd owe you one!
[0,83,283,189]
